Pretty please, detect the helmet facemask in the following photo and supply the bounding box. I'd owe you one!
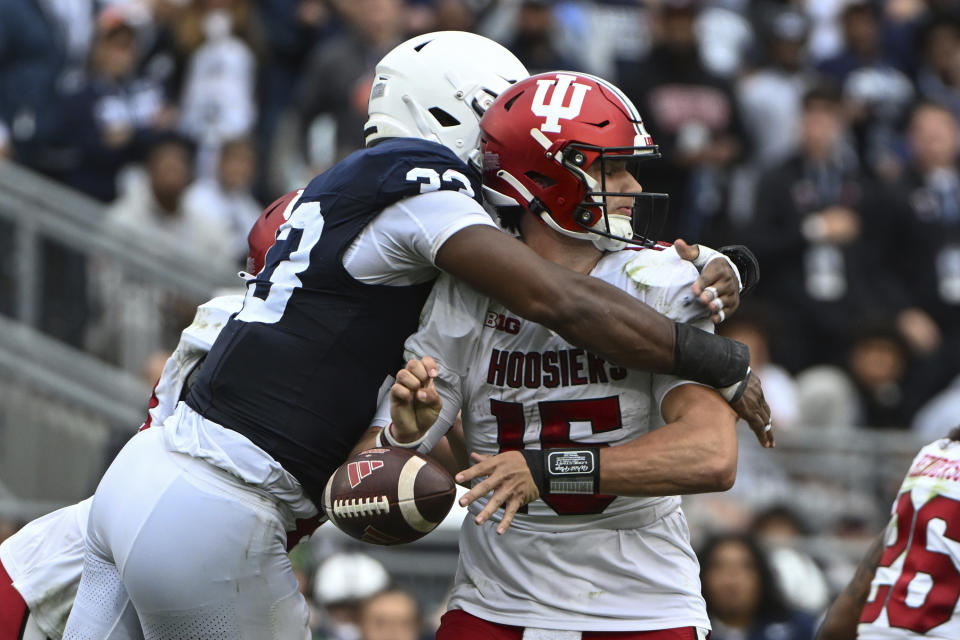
[560,143,669,252]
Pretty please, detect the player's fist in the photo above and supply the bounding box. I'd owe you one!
[390,357,442,443]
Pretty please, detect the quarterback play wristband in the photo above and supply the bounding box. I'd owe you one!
[380,422,429,449]
[521,447,602,496]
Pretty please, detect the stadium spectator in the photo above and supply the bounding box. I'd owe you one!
[358,588,421,640]
[0,0,66,173]
[183,137,262,265]
[738,8,815,171]
[177,0,260,178]
[255,0,335,188]
[846,322,918,429]
[749,86,896,372]
[53,6,171,203]
[106,134,203,250]
[817,1,914,180]
[616,0,747,243]
[269,0,407,192]
[914,16,960,122]
[885,102,960,394]
[501,0,579,75]
[312,552,390,640]
[752,505,831,615]
[700,533,817,640]
[720,308,799,430]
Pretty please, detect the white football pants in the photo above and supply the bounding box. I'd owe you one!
[63,427,310,640]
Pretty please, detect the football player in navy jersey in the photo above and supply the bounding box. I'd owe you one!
[63,32,766,640]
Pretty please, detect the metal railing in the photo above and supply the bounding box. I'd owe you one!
[0,159,239,371]
[0,161,240,513]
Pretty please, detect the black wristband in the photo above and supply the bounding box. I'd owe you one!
[674,323,750,389]
[521,448,602,496]
[520,450,547,497]
[719,245,760,295]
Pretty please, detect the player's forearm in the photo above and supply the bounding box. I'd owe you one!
[816,535,885,640]
[351,427,384,455]
[437,226,750,389]
[598,413,737,496]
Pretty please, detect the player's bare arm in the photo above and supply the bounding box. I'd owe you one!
[457,382,740,533]
[815,534,885,640]
[437,226,750,378]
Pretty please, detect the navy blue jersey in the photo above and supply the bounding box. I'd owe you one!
[186,138,483,507]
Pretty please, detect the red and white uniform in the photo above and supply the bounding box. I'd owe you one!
[0,295,241,640]
[858,438,960,640]
[401,246,713,633]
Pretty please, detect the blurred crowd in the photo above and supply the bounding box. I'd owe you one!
[4,0,960,435]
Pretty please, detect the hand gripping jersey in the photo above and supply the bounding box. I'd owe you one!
[0,295,241,640]
[186,138,484,509]
[858,438,960,640]
[401,246,713,632]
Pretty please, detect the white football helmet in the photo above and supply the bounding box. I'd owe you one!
[364,31,529,168]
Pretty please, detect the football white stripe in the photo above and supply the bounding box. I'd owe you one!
[398,457,436,533]
[323,472,334,511]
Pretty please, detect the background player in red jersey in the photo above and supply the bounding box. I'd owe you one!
[370,71,772,640]
[817,425,960,640]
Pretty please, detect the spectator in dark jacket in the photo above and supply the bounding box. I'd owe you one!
[616,0,746,243]
[749,86,897,372]
[0,0,66,172]
[54,7,171,203]
[700,533,817,640]
[885,102,960,396]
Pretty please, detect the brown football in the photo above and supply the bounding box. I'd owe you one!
[322,447,456,545]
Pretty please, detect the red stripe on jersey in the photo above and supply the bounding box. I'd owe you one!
[139,376,161,432]
[622,241,670,253]
[0,559,28,640]
[436,610,700,640]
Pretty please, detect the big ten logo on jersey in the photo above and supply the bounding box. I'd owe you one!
[487,348,627,390]
[532,74,591,133]
[406,167,474,197]
[485,312,520,334]
[347,460,384,489]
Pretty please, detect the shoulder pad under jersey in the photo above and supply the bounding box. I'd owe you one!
[360,138,484,206]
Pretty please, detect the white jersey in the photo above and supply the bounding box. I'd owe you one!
[858,438,960,640]
[0,295,241,639]
[402,245,714,632]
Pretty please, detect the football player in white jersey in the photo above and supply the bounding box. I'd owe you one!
[369,71,773,640]
[817,426,960,640]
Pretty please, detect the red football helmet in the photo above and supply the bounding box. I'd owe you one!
[246,189,302,275]
[480,72,667,250]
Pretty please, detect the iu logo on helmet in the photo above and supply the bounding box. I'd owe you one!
[347,460,385,488]
[531,74,591,134]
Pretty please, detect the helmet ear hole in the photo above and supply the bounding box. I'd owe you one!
[428,107,460,127]
[524,171,556,188]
